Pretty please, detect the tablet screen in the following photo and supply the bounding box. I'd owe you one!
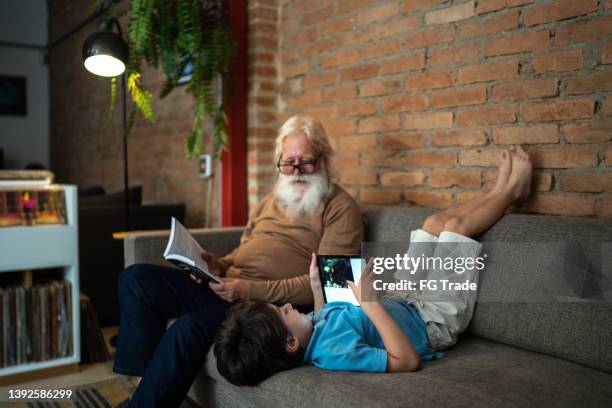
[317,256,363,306]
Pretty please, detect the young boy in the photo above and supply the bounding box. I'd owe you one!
[214,146,532,386]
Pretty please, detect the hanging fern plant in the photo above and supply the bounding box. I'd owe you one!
[104,0,235,159]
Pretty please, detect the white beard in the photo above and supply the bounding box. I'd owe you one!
[275,172,331,218]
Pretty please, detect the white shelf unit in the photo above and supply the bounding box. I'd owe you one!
[0,184,80,380]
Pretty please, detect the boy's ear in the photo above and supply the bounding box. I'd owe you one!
[285,337,300,354]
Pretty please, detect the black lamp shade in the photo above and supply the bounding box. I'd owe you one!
[82,31,129,77]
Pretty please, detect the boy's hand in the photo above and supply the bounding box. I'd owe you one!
[347,258,375,305]
[309,253,321,288]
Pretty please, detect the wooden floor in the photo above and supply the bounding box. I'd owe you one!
[0,326,122,391]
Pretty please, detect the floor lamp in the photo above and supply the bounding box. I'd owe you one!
[82,19,130,230]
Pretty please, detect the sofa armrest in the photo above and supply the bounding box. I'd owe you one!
[122,226,244,267]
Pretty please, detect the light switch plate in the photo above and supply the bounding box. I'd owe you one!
[198,154,212,178]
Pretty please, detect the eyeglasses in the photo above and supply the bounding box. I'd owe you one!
[277,156,320,175]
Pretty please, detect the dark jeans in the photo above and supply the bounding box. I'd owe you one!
[113,263,231,408]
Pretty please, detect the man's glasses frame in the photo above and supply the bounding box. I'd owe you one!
[277,156,321,175]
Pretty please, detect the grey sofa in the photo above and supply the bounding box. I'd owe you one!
[123,206,612,407]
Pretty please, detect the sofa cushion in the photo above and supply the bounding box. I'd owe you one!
[194,336,612,408]
[361,206,612,373]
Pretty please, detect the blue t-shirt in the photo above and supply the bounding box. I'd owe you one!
[303,300,443,372]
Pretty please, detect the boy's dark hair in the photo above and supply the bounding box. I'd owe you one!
[213,300,304,386]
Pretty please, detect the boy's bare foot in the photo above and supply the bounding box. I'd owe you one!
[492,149,512,194]
[506,146,532,201]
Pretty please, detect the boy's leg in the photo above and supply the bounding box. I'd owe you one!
[113,263,228,377]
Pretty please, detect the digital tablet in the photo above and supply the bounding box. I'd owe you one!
[317,255,363,306]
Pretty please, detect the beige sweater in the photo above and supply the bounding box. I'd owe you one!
[219,184,363,305]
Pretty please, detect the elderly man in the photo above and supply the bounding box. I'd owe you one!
[113,115,363,407]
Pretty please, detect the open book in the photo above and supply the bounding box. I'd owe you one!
[163,217,222,284]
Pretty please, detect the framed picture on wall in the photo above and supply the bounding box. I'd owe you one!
[0,75,27,116]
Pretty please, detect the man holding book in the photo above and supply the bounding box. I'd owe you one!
[113,115,363,407]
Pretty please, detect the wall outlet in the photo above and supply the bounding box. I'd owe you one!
[198,154,212,178]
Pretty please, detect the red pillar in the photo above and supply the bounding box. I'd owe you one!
[222,0,247,226]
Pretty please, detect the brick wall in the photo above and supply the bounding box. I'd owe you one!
[48,0,220,226]
[264,0,612,217]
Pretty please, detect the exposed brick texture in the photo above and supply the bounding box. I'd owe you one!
[49,0,612,220]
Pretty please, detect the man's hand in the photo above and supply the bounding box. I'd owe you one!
[209,278,250,302]
[190,250,222,284]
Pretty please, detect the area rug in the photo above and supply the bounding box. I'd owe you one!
[2,377,198,407]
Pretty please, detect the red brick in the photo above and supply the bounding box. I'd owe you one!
[288,91,321,108]
[404,191,453,209]
[360,188,402,205]
[556,16,612,45]
[339,135,378,150]
[302,39,335,57]
[356,3,398,25]
[401,151,456,168]
[603,42,612,64]
[402,0,445,13]
[361,151,400,167]
[428,171,482,189]
[604,97,612,116]
[380,172,425,187]
[485,30,549,56]
[566,71,612,95]
[429,43,481,67]
[336,0,377,15]
[406,27,454,49]
[383,95,429,113]
[607,0,612,10]
[304,104,337,119]
[379,53,426,75]
[303,72,336,88]
[459,148,501,166]
[561,172,612,193]
[320,17,353,36]
[487,170,553,192]
[340,64,378,81]
[563,121,612,144]
[321,50,359,68]
[521,99,594,122]
[458,59,518,84]
[405,72,453,92]
[338,101,378,117]
[382,134,428,149]
[531,49,583,74]
[280,49,297,62]
[608,146,612,166]
[360,79,401,97]
[493,124,558,144]
[323,119,354,136]
[303,6,334,25]
[285,28,318,47]
[432,130,487,147]
[457,105,516,126]
[491,78,558,101]
[476,0,532,14]
[361,40,402,60]
[525,195,596,216]
[282,61,309,77]
[431,86,487,108]
[524,0,597,27]
[336,28,378,47]
[425,1,475,25]
[339,168,377,185]
[530,147,598,168]
[323,85,358,101]
[457,11,518,39]
[403,112,454,129]
[358,116,400,133]
[377,16,422,38]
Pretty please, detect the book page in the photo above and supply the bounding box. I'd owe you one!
[164,217,210,274]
